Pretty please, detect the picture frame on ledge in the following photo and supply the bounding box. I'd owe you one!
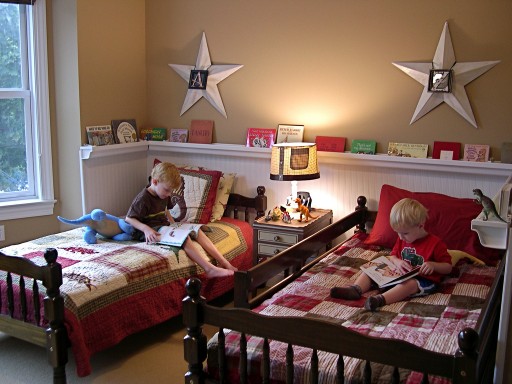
[276,124,304,144]
[111,119,138,144]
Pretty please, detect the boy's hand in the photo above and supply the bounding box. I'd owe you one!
[389,256,412,274]
[144,228,161,244]
[419,262,435,275]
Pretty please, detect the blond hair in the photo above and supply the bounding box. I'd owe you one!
[389,198,428,230]
[151,162,181,189]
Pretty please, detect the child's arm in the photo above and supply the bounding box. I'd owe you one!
[125,216,160,244]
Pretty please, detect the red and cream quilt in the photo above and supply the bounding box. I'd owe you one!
[0,217,252,377]
[207,232,498,384]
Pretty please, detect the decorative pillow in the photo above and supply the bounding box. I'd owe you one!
[364,184,501,265]
[210,172,236,221]
[152,159,221,224]
[173,165,236,222]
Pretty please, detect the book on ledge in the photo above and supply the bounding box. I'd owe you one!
[157,223,206,247]
[360,256,420,288]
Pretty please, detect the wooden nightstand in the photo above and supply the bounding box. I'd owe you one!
[252,208,333,265]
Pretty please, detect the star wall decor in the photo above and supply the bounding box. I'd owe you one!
[393,22,499,128]
[169,32,243,118]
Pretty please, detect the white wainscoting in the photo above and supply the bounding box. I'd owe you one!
[80,142,512,222]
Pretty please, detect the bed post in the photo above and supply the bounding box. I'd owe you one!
[183,278,207,384]
[42,248,68,384]
[453,328,479,383]
[255,185,267,219]
[355,196,368,233]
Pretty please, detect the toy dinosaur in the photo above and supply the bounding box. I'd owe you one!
[58,208,134,244]
[473,188,507,222]
[294,197,318,222]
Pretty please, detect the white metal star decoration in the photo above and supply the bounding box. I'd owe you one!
[169,32,243,118]
[393,22,499,128]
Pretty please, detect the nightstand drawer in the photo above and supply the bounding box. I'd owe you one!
[258,243,289,256]
[257,230,298,245]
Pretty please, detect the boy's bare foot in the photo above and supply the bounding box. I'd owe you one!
[205,267,234,278]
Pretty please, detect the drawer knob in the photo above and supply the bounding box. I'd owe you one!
[273,249,281,255]
[273,235,281,241]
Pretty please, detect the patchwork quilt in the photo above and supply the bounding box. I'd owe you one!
[0,217,253,377]
[206,232,498,384]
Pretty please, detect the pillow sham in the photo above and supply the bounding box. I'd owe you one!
[364,184,501,265]
[210,172,236,221]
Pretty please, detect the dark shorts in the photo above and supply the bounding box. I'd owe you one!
[410,276,437,297]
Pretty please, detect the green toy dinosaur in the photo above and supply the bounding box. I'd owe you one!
[473,188,507,222]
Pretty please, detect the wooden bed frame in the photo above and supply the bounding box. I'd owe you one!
[0,189,266,384]
[183,196,504,384]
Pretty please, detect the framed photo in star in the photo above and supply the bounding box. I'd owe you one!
[428,69,452,93]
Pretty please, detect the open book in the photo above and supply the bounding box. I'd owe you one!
[360,256,420,288]
[157,223,206,247]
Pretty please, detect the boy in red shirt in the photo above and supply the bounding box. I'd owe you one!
[331,198,452,311]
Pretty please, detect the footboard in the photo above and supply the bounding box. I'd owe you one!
[183,258,504,384]
[0,248,67,384]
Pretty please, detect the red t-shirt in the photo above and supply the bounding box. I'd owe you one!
[391,233,451,284]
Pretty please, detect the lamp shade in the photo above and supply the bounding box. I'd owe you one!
[270,143,320,181]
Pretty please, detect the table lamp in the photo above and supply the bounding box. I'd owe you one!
[269,142,320,209]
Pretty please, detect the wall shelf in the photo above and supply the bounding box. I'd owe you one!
[81,142,512,178]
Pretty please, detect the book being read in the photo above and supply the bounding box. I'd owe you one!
[360,256,420,288]
[157,223,207,247]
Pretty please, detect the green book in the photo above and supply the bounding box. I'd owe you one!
[351,140,377,154]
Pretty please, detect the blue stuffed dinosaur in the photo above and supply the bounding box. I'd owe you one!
[58,209,134,244]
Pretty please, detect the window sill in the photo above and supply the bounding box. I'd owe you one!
[0,199,56,220]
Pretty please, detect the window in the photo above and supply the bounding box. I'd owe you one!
[0,0,54,220]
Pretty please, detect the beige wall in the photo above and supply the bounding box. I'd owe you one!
[1,0,511,379]
[146,0,511,156]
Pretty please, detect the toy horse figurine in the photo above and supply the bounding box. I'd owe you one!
[294,197,318,222]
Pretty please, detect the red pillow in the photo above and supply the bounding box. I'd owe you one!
[364,184,501,265]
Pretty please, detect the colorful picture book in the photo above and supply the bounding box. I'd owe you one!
[170,128,189,143]
[111,119,138,144]
[246,128,276,148]
[85,125,115,146]
[432,141,461,160]
[388,142,428,158]
[276,124,304,144]
[139,127,167,141]
[360,256,420,288]
[315,136,346,152]
[463,144,490,162]
[189,120,213,144]
[157,223,207,247]
[351,140,376,154]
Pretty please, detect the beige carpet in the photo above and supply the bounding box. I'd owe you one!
[0,294,231,384]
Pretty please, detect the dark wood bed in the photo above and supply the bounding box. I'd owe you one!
[183,195,504,384]
[0,189,266,384]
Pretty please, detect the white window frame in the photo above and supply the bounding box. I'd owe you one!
[0,0,55,220]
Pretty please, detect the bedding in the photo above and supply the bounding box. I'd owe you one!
[0,216,253,377]
[205,231,498,383]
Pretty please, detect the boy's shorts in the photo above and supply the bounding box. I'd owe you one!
[410,276,437,297]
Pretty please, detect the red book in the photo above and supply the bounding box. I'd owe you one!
[246,128,276,148]
[189,120,213,144]
[315,136,346,153]
[432,141,461,160]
